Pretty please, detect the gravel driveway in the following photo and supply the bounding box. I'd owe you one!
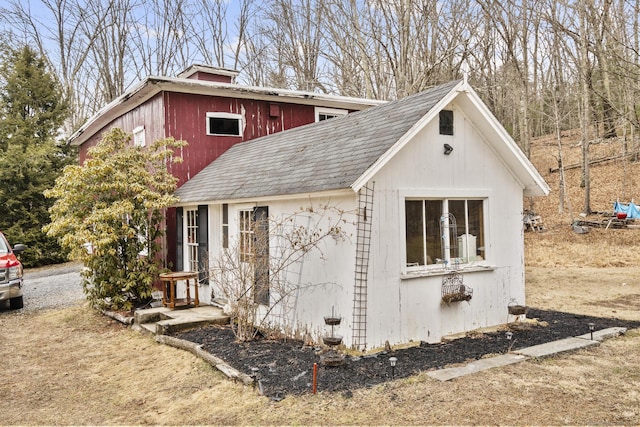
[0,262,85,313]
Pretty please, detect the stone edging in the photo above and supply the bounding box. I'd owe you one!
[102,309,135,325]
[155,335,254,386]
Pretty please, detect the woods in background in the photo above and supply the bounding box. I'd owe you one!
[1,0,639,214]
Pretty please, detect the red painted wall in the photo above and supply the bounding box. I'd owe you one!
[163,91,317,187]
[78,94,166,164]
[186,71,233,83]
[77,89,331,270]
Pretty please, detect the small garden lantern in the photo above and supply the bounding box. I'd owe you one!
[389,357,398,379]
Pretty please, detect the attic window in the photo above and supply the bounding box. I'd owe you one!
[206,112,243,136]
[439,110,454,135]
[315,107,347,122]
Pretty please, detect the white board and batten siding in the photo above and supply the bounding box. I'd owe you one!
[173,81,548,351]
[366,103,526,346]
[202,195,359,344]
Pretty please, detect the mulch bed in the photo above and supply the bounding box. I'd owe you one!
[175,309,640,400]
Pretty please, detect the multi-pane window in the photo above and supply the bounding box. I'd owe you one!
[238,207,270,304]
[186,209,199,272]
[405,199,484,268]
[239,209,253,262]
[222,204,229,249]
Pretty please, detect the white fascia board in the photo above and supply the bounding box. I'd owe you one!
[68,78,160,146]
[173,188,355,208]
[68,76,385,146]
[152,78,386,109]
[351,81,465,192]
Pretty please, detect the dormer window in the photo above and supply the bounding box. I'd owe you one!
[439,110,454,135]
[315,107,347,122]
[206,112,243,136]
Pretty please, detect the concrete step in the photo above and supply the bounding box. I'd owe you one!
[134,306,170,324]
[134,304,230,335]
[154,314,230,335]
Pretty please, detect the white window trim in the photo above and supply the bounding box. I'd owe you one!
[133,125,145,147]
[185,208,199,273]
[206,112,244,136]
[314,107,347,122]
[238,208,254,263]
[399,189,491,276]
[400,265,495,280]
[221,203,229,249]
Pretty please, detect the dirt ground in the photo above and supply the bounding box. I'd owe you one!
[2,134,640,425]
[2,265,640,425]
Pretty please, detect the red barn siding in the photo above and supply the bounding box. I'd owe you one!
[164,92,317,187]
[186,71,233,83]
[78,94,165,164]
[76,88,351,270]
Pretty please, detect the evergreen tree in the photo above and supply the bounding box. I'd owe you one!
[0,43,74,266]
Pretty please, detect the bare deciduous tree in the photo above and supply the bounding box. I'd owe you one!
[208,203,354,341]
[0,0,109,131]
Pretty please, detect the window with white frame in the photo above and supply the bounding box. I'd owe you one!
[405,198,485,268]
[206,112,243,136]
[133,125,146,147]
[239,209,253,262]
[315,107,347,122]
[186,209,199,272]
[222,203,229,249]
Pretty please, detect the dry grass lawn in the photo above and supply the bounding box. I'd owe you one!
[2,134,640,425]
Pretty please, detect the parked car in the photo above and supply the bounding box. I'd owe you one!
[0,231,26,309]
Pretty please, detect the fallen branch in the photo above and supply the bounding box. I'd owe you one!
[549,151,640,173]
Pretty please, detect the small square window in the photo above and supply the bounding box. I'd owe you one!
[439,110,454,135]
[206,112,243,136]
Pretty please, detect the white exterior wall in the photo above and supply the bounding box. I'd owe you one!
[183,100,533,350]
[206,195,358,345]
[366,103,526,347]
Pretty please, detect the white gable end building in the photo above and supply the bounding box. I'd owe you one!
[174,80,549,350]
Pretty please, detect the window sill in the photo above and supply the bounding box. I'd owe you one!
[400,264,495,280]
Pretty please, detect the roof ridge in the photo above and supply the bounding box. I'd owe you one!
[175,80,462,203]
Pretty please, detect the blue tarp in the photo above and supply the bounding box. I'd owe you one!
[613,201,640,219]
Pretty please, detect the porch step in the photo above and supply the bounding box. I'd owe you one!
[134,305,230,336]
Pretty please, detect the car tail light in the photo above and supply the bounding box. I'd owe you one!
[7,259,22,280]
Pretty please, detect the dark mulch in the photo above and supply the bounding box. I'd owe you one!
[175,309,640,400]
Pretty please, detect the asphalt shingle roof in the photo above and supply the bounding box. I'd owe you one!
[175,80,461,203]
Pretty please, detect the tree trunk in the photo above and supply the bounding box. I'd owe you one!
[580,0,592,215]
